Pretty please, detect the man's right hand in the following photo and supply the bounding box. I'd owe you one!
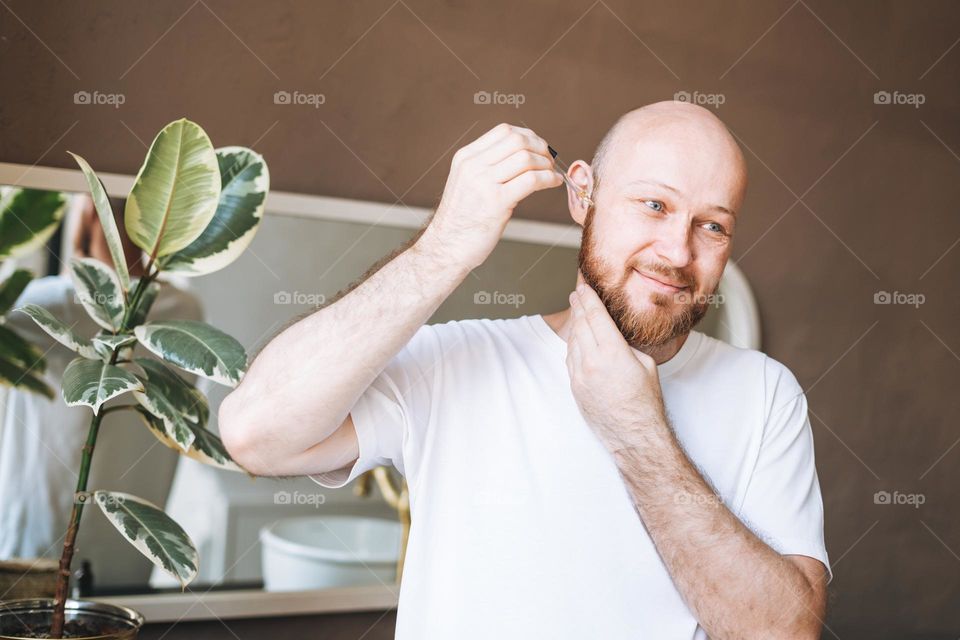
[420,123,563,270]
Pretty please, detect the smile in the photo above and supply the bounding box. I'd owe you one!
[633,269,689,294]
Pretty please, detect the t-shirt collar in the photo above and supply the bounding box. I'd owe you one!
[528,313,702,379]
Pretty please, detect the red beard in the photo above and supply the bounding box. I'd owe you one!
[577,206,709,349]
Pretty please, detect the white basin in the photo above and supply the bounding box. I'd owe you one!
[259,515,402,591]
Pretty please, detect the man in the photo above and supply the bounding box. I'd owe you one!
[220,101,830,639]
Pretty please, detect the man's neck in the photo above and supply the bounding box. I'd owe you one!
[542,307,689,365]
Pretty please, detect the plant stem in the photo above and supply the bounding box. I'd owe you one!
[48,407,104,638]
[48,271,156,638]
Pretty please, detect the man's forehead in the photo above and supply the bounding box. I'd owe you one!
[602,128,746,212]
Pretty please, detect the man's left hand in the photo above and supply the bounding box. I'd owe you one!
[565,271,667,452]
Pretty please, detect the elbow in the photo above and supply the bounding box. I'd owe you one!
[762,610,823,640]
[219,390,263,475]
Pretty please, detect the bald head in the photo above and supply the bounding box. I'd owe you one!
[572,101,749,350]
[590,101,747,204]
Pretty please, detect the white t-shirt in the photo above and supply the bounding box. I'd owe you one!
[312,314,830,639]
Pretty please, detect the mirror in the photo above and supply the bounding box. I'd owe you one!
[0,174,760,617]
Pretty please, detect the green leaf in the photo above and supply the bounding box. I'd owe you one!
[0,324,47,371]
[0,323,54,398]
[0,355,54,398]
[68,152,131,291]
[70,257,126,332]
[134,320,246,387]
[135,407,243,472]
[127,279,161,327]
[161,147,269,276]
[0,269,33,315]
[62,357,143,414]
[0,187,67,261]
[15,304,99,359]
[124,119,220,259]
[93,491,199,588]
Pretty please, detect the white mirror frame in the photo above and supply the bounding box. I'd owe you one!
[0,161,760,621]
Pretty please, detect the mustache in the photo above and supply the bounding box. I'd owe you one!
[632,261,695,289]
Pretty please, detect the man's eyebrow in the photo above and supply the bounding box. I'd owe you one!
[625,179,736,217]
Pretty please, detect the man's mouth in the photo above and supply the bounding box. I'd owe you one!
[633,268,689,293]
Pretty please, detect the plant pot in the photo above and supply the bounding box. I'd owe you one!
[0,599,143,639]
[0,560,59,600]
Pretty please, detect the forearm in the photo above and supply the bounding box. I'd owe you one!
[611,422,823,639]
[219,225,470,468]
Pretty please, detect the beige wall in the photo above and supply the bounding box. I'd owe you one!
[2,1,959,636]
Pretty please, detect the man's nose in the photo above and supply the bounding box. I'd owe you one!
[654,215,693,269]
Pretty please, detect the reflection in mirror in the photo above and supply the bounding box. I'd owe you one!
[0,186,760,600]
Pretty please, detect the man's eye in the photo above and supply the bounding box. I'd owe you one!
[703,222,728,235]
[644,200,664,212]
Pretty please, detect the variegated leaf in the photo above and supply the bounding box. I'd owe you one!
[16,304,99,359]
[134,358,205,421]
[62,357,142,414]
[132,358,205,451]
[68,152,131,291]
[161,147,269,276]
[70,257,126,332]
[92,333,137,359]
[134,320,246,387]
[93,491,199,588]
[125,119,220,259]
[135,407,244,473]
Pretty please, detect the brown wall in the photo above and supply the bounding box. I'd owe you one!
[2,1,959,636]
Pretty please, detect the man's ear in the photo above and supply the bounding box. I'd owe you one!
[566,160,595,226]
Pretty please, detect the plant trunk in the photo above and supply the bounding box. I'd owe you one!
[48,408,104,638]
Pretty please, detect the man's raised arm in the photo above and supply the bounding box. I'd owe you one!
[218,123,562,476]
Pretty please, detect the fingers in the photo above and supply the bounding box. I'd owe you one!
[491,149,554,183]
[569,289,598,349]
[478,127,550,166]
[573,277,626,350]
[501,169,562,203]
[459,122,514,158]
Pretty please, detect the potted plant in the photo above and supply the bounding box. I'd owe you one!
[0,118,269,639]
[0,186,69,398]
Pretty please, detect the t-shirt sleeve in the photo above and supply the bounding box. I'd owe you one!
[737,356,832,583]
[309,323,439,489]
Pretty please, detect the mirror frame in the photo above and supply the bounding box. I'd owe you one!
[0,160,760,621]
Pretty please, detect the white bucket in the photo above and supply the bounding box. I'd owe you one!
[259,515,402,591]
